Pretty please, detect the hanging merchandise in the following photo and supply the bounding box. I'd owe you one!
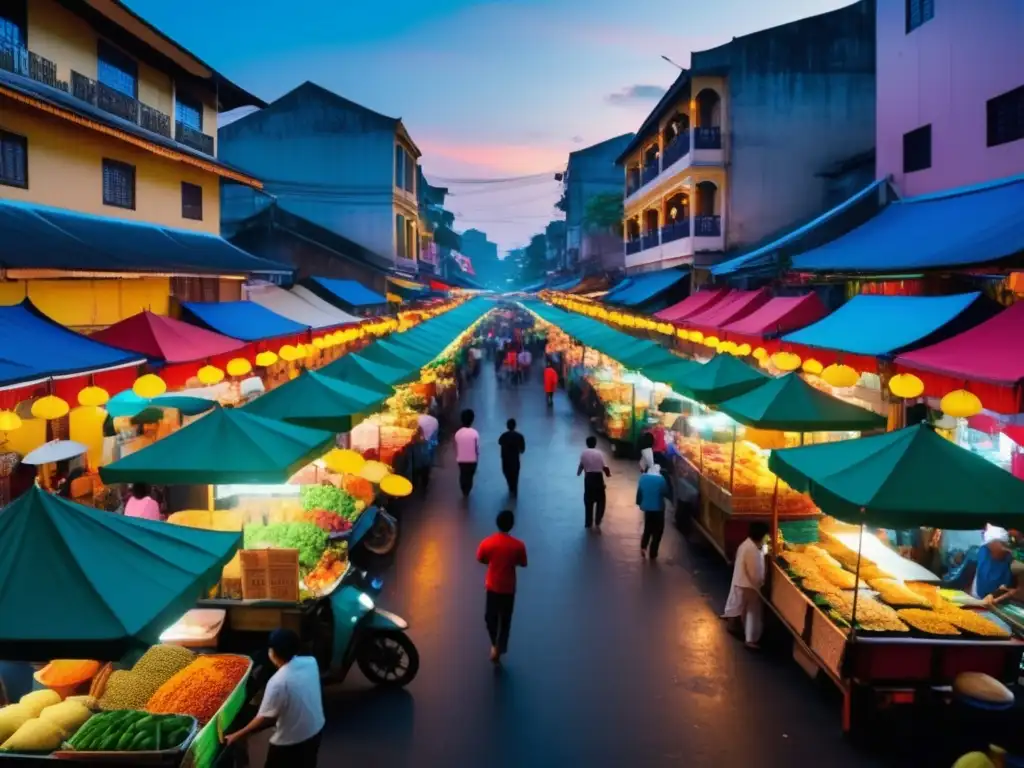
[77,387,109,408]
[771,351,802,372]
[821,363,859,388]
[255,351,279,367]
[197,366,225,385]
[0,410,22,432]
[802,359,823,376]
[226,359,252,378]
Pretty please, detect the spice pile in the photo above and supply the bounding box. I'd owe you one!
[146,655,250,724]
[98,645,196,711]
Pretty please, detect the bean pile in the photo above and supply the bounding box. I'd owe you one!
[146,655,249,724]
[98,646,196,712]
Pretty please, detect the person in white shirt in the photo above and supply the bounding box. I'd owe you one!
[721,522,769,649]
[577,436,611,528]
[454,408,480,497]
[517,348,532,381]
[226,629,324,767]
[417,412,439,443]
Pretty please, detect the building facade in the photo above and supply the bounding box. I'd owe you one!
[218,82,422,272]
[876,0,1024,196]
[617,0,875,275]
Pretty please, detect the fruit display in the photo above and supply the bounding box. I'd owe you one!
[98,645,196,711]
[300,484,360,522]
[897,609,961,636]
[38,700,93,734]
[67,711,195,752]
[0,717,66,753]
[304,509,353,534]
[146,655,250,724]
[17,690,61,717]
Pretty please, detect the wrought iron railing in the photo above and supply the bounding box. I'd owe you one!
[641,232,660,251]
[662,133,690,168]
[694,126,722,150]
[625,239,642,255]
[694,215,722,237]
[175,121,215,155]
[641,162,659,186]
[661,220,690,243]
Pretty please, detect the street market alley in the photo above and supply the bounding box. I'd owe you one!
[313,365,886,768]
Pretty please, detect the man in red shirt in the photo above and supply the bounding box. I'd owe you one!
[543,360,558,406]
[476,510,528,663]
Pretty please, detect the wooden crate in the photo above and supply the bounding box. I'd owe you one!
[240,549,299,602]
[771,566,813,637]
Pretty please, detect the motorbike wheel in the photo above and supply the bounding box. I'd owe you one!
[363,514,399,556]
[356,631,420,688]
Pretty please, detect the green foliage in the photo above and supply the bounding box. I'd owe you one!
[243,522,329,569]
[300,484,357,519]
[584,192,624,233]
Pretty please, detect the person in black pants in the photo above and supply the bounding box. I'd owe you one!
[577,436,611,528]
[476,510,528,663]
[637,465,671,559]
[455,409,480,498]
[498,418,526,497]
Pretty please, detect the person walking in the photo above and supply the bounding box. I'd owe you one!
[577,436,611,528]
[721,522,769,649]
[476,510,528,663]
[637,464,671,559]
[543,359,558,406]
[517,347,532,382]
[498,418,526,497]
[124,482,161,520]
[505,346,519,385]
[455,409,480,498]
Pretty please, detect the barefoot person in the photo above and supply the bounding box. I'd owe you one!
[721,522,769,649]
[476,510,528,663]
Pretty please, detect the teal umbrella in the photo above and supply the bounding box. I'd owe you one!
[243,370,385,432]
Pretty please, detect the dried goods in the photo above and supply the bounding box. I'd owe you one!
[799,576,843,597]
[824,592,907,632]
[68,710,193,752]
[305,545,348,594]
[146,655,249,724]
[897,609,961,636]
[803,545,843,570]
[868,579,933,607]
[941,610,1011,638]
[0,717,65,752]
[819,566,865,590]
[99,646,194,712]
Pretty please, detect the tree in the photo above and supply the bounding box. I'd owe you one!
[583,192,624,235]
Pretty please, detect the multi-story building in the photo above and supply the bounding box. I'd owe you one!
[545,220,567,272]
[219,82,422,274]
[417,167,448,277]
[877,0,1024,195]
[616,0,875,277]
[0,0,271,329]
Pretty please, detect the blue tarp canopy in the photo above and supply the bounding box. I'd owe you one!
[601,278,634,302]
[0,199,288,276]
[182,301,308,341]
[606,269,688,307]
[0,301,143,387]
[782,292,991,356]
[518,280,546,293]
[307,277,387,308]
[792,176,1024,273]
[550,277,582,292]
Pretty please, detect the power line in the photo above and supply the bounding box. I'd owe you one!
[425,170,561,185]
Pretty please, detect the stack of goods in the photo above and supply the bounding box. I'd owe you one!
[98,645,196,711]
[905,583,1012,638]
[66,711,195,753]
[146,655,250,724]
[0,689,88,753]
[868,579,933,608]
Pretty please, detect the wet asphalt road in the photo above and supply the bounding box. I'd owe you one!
[313,366,887,768]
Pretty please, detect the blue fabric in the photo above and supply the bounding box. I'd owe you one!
[310,277,387,307]
[551,277,582,292]
[602,278,634,302]
[636,473,670,512]
[183,300,308,341]
[0,301,143,387]
[974,544,1013,599]
[792,175,1024,272]
[782,292,983,356]
[607,269,688,307]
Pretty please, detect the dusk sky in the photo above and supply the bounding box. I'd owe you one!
[126,0,851,252]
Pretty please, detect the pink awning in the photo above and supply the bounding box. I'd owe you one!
[685,288,771,330]
[721,293,827,339]
[654,288,729,322]
[91,310,246,364]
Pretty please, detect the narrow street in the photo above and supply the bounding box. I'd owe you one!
[315,363,886,768]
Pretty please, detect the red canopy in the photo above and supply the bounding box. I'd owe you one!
[721,293,826,339]
[655,288,729,322]
[91,311,246,364]
[685,288,771,330]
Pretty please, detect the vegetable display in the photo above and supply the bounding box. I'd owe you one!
[305,509,353,534]
[305,545,348,594]
[0,717,65,753]
[300,484,359,522]
[342,475,376,505]
[98,645,196,711]
[68,710,194,752]
[244,522,329,569]
[146,655,250,724]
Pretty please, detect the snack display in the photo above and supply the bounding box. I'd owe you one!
[897,609,961,636]
[868,579,933,608]
[823,592,908,632]
[941,609,1012,638]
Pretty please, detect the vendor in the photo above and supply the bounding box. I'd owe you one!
[972,526,1015,600]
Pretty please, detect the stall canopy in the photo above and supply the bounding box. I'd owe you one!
[91,311,245,364]
[100,408,334,485]
[717,373,886,432]
[182,300,309,342]
[659,354,769,405]
[306,277,387,309]
[288,285,362,322]
[601,278,634,303]
[387,277,431,301]
[605,269,688,307]
[245,283,357,329]
[569,276,608,295]
[550,277,582,292]
[243,370,385,432]
[684,288,771,330]
[354,339,418,369]
[0,300,143,387]
[791,176,1024,273]
[768,423,1024,529]
[722,293,827,339]
[655,288,730,322]
[0,486,240,660]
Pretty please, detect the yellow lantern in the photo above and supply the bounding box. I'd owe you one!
[940,389,982,419]
[226,358,253,377]
[132,374,166,399]
[801,359,824,376]
[676,328,688,340]
[689,330,704,344]
[322,448,366,474]
[704,336,720,348]
[359,460,391,483]
[279,345,300,362]
[197,365,225,385]
[889,373,925,399]
[255,351,279,368]
[380,473,413,497]
[31,395,70,420]
[752,347,768,361]
[757,355,771,369]
[0,410,22,432]
[77,386,110,407]
[312,337,326,350]
[720,341,737,355]
[772,351,802,372]
[735,343,752,357]
[304,344,317,359]
[822,364,859,388]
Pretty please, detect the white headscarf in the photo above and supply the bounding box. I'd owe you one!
[984,525,1010,544]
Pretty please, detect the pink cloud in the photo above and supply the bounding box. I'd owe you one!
[417,138,570,176]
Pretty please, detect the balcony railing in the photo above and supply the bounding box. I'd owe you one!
[641,232,660,251]
[0,43,63,90]
[661,220,689,243]
[140,103,171,138]
[694,215,722,237]
[626,172,641,196]
[694,126,722,150]
[641,162,659,186]
[662,133,690,168]
[175,121,215,155]
[625,239,642,255]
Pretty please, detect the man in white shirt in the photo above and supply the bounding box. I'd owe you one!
[225,629,324,767]
[454,408,480,497]
[721,522,769,649]
[577,436,611,528]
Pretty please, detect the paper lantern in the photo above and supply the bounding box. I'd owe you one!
[197,365,225,385]
[689,330,704,344]
[889,373,924,399]
[822,364,859,388]
[31,395,70,420]
[226,358,253,377]
[380,473,413,497]
[255,351,279,368]
[312,337,326,350]
[735,343,752,357]
[304,344,317,359]
[801,359,823,376]
[940,389,982,419]
[323,448,366,474]
[752,347,768,361]
[133,374,167,399]
[279,345,300,362]
[77,386,110,407]
[676,328,688,340]
[704,336,720,348]
[772,351,802,372]
[757,356,771,369]
[720,341,737,355]
[359,460,391,483]
[0,410,22,432]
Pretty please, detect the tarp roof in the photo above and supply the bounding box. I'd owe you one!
[658,354,769,405]
[0,486,240,660]
[606,269,688,307]
[245,283,358,329]
[722,293,827,339]
[183,300,308,342]
[601,277,634,303]
[782,292,989,357]
[685,288,771,330]
[569,276,608,295]
[289,285,362,322]
[0,199,288,275]
[307,277,387,308]
[655,288,730,322]
[91,311,245,364]
[243,370,385,432]
[0,301,143,388]
[768,423,1024,529]
[550,277,582,292]
[791,176,1024,273]
[100,408,335,485]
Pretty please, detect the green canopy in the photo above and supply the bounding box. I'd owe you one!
[0,486,240,661]
[768,423,1024,529]
[641,359,701,389]
[242,370,385,432]
[100,408,334,485]
[320,352,413,389]
[619,344,679,371]
[357,340,418,369]
[717,373,886,432]
[671,354,769,405]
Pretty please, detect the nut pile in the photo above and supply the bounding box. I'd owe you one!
[98,646,196,712]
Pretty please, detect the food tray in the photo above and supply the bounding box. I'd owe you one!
[53,717,199,764]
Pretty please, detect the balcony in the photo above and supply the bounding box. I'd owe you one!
[640,162,659,186]
[662,133,690,169]
[641,232,660,251]
[661,220,689,243]
[1,43,63,90]
[694,215,722,237]
[625,239,642,255]
[694,127,722,150]
[626,172,641,196]
[175,121,214,155]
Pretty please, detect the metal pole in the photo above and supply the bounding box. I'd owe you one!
[769,475,780,554]
[850,523,865,640]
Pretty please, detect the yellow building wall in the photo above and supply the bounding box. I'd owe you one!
[0,278,170,329]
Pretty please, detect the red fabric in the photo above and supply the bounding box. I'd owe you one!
[684,288,772,331]
[506,350,518,368]
[51,365,139,403]
[891,364,1021,415]
[90,311,245,363]
[476,532,528,594]
[656,288,730,322]
[0,382,44,411]
[721,293,827,338]
[1004,426,1024,447]
[544,367,558,393]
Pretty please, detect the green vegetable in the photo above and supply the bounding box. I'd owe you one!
[300,485,358,521]
[244,522,329,569]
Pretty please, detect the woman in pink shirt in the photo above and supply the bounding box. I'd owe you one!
[124,483,161,521]
[454,409,480,498]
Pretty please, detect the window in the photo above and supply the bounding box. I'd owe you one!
[97,39,137,98]
[395,145,404,189]
[395,213,406,258]
[181,182,203,220]
[905,0,934,33]
[406,219,416,260]
[902,124,932,173]
[176,96,203,132]
[102,159,135,209]
[404,151,415,193]
[0,129,27,188]
[988,85,1024,148]
[0,0,26,49]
